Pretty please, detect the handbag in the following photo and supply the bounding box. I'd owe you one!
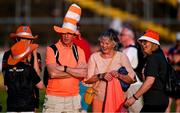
[84,87,96,105]
[118,66,130,92]
[84,53,116,105]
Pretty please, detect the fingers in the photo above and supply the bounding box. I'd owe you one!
[124,103,129,108]
[110,71,119,78]
[104,73,113,81]
[124,97,136,108]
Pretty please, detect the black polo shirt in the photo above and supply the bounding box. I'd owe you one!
[143,48,169,106]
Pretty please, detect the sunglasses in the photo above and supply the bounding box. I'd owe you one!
[141,40,148,45]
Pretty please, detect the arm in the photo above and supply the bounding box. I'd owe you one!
[45,46,72,79]
[47,61,87,79]
[66,62,87,78]
[133,76,155,98]
[124,76,155,107]
[47,63,72,78]
[65,47,87,78]
[32,49,41,76]
[117,73,134,84]
[118,53,136,84]
[85,73,106,84]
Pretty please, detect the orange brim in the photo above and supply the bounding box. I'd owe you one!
[9,33,38,40]
[8,44,39,65]
[54,26,80,35]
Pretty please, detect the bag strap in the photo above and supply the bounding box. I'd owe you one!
[49,44,61,65]
[105,53,116,72]
[49,44,79,65]
[72,43,79,62]
[94,52,117,88]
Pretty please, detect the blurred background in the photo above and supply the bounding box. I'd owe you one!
[0,0,179,46]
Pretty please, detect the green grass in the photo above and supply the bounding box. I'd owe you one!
[0,89,45,112]
[0,73,46,112]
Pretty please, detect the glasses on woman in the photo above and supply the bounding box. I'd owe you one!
[141,40,148,45]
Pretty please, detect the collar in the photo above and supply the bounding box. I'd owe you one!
[58,40,73,49]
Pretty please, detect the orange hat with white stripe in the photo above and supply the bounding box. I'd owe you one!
[138,29,160,45]
[8,41,38,65]
[54,4,81,35]
[10,26,38,39]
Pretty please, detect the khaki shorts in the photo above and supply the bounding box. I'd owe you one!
[43,95,81,113]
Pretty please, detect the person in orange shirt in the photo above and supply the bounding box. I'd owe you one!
[43,4,87,113]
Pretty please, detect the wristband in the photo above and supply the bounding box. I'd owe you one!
[97,74,104,80]
[64,66,67,72]
[133,94,138,100]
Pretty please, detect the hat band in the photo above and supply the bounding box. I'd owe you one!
[138,36,160,45]
[16,32,33,37]
[13,47,31,60]
[62,22,77,32]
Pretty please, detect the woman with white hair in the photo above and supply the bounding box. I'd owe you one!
[85,29,135,112]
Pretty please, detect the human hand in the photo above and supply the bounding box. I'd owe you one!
[110,70,119,78]
[124,96,136,108]
[104,72,113,81]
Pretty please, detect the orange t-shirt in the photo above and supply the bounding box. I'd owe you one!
[45,40,86,96]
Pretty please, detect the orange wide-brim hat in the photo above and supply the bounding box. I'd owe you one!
[138,29,160,45]
[54,26,79,35]
[54,3,81,35]
[10,26,38,40]
[8,41,39,65]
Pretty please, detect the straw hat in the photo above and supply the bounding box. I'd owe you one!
[138,29,160,45]
[8,41,38,65]
[54,4,81,35]
[10,26,38,39]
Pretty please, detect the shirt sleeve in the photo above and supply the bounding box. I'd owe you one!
[45,46,56,65]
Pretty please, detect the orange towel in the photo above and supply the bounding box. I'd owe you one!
[104,78,126,112]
